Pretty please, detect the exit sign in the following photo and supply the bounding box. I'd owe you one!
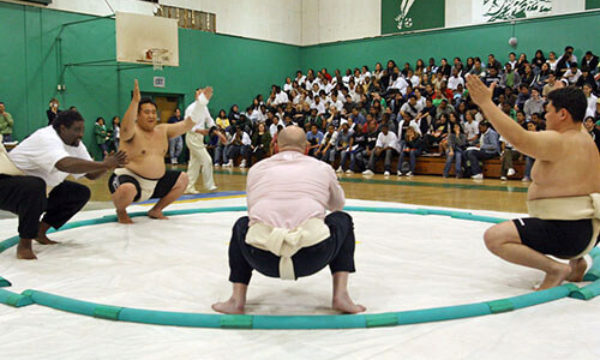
[153,76,165,88]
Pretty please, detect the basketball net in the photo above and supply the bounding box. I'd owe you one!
[145,48,168,71]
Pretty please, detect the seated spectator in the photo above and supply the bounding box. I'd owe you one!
[500,63,521,91]
[0,102,14,143]
[397,127,423,176]
[482,68,502,98]
[465,121,500,179]
[224,127,251,168]
[542,71,561,97]
[214,127,232,167]
[576,66,597,92]
[425,112,449,153]
[347,124,367,174]
[523,88,545,120]
[562,62,582,85]
[463,110,480,146]
[362,123,398,176]
[335,122,354,172]
[443,123,467,178]
[94,117,109,159]
[584,116,600,152]
[315,124,337,163]
[581,51,599,73]
[306,124,324,157]
[531,62,551,92]
[499,136,520,181]
[248,122,271,167]
[447,68,465,91]
[522,121,537,181]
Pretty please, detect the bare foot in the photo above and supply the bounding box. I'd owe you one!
[211,298,245,314]
[148,209,168,220]
[35,234,59,245]
[116,210,134,224]
[536,263,572,291]
[16,243,37,260]
[567,258,587,282]
[332,294,367,314]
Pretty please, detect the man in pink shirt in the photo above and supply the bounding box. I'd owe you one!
[212,126,365,314]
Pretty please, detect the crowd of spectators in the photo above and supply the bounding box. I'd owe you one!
[204,45,600,180]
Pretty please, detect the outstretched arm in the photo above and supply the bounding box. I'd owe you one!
[120,79,141,142]
[55,151,128,179]
[166,87,214,139]
[466,74,564,160]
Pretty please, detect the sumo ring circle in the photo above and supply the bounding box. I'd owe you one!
[0,206,599,330]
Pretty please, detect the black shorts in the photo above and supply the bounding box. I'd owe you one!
[513,217,600,258]
[108,170,181,202]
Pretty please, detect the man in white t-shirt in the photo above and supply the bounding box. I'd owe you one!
[362,123,398,176]
[2,110,127,259]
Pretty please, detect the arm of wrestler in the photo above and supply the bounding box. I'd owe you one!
[466,74,565,161]
[55,151,128,180]
[166,87,214,138]
[120,79,141,142]
[327,167,345,211]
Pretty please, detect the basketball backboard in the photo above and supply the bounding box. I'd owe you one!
[115,12,179,67]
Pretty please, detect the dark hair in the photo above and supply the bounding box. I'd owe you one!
[138,97,157,113]
[547,86,587,122]
[52,110,83,130]
[96,117,104,123]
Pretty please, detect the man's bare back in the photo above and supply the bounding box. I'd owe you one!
[528,129,600,200]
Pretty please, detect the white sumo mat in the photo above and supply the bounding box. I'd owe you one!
[0,197,599,360]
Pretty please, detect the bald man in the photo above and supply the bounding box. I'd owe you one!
[212,126,365,314]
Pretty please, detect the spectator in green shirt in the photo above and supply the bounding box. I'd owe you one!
[0,102,14,143]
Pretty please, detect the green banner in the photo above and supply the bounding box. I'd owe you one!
[586,0,600,9]
[381,0,445,35]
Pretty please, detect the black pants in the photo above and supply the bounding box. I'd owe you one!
[0,175,90,239]
[228,211,356,284]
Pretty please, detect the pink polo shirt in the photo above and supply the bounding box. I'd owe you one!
[246,150,345,229]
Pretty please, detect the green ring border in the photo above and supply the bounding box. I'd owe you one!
[0,206,599,329]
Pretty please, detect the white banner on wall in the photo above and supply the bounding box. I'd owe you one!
[446,0,586,28]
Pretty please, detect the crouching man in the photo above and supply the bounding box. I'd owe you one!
[212,126,365,314]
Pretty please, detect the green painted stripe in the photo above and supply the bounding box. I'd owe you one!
[487,299,514,314]
[93,305,123,320]
[220,315,253,329]
[365,313,398,327]
[214,170,529,193]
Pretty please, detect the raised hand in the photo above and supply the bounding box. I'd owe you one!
[203,86,214,101]
[103,150,128,169]
[133,79,141,103]
[465,74,495,106]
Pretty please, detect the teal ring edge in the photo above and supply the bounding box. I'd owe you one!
[0,205,597,329]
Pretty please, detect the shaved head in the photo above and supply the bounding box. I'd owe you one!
[277,125,306,153]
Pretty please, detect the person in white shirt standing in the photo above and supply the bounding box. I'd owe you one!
[2,110,127,259]
[185,88,226,194]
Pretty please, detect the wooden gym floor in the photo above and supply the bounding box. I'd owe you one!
[80,164,529,214]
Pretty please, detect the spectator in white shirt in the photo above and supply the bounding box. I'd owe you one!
[447,68,465,91]
[363,123,398,176]
[563,63,582,85]
[283,77,293,92]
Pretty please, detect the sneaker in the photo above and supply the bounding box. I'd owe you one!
[171,158,178,165]
[362,169,374,175]
[208,185,218,192]
[239,160,247,168]
[384,171,390,176]
[500,176,507,181]
[522,176,531,182]
[507,168,516,176]
[214,163,220,168]
[345,169,354,174]
[471,173,484,180]
[406,171,413,176]
[397,170,403,176]
[223,160,233,168]
[336,166,343,173]
[185,187,199,195]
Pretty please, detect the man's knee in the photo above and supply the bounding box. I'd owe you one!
[232,216,250,236]
[67,183,91,203]
[176,172,189,188]
[114,183,137,199]
[326,211,353,228]
[22,177,46,198]
[483,222,518,254]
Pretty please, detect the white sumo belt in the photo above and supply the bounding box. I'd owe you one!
[527,194,600,259]
[245,218,331,280]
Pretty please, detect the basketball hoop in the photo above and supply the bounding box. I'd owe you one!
[145,48,169,71]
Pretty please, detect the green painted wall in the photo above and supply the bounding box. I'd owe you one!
[2,3,599,159]
[0,2,300,158]
[302,11,600,77]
